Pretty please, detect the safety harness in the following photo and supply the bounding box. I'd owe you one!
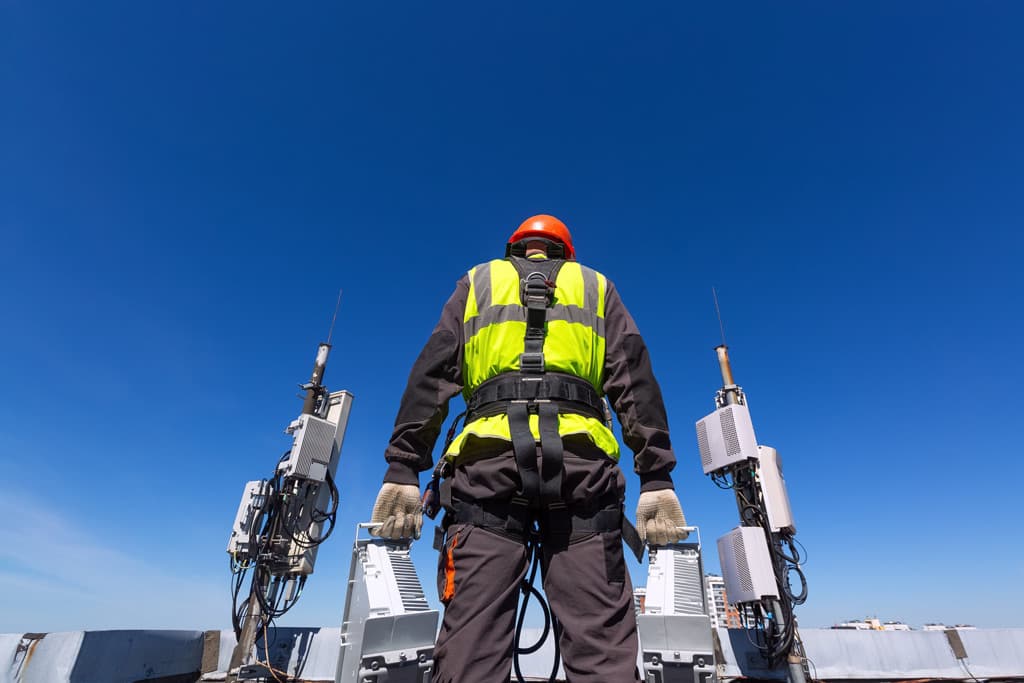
[429,255,644,562]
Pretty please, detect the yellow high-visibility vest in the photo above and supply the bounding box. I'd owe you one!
[445,258,620,461]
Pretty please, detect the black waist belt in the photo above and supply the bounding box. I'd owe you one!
[465,372,605,423]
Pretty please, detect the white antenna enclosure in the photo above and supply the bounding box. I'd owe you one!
[695,403,759,474]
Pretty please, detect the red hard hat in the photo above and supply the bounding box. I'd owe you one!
[507,214,576,260]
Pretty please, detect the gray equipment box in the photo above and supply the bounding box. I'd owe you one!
[717,526,778,605]
[337,527,439,683]
[757,446,795,534]
[279,413,337,482]
[638,535,715,683]
[226,480,268,558]
[695,404,759,475]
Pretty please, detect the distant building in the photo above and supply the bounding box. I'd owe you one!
[832,619,878,630]
[832,620,975,631]
[831,618,950,634]
[634,587,646,617]
[881,621,911,631]
[832,618,897,630]
[704,574,744,628]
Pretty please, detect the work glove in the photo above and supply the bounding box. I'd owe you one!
[636,489,689,546]
[369,483,423,540]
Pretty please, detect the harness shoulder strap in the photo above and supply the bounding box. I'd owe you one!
[507,256,564,374]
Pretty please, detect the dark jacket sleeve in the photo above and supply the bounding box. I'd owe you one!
[382,276,467,486]
[602,279,678,493]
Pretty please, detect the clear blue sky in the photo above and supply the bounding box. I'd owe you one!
[2,2,1022,633]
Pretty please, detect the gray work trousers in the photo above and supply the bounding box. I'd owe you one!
[432,440,640,683]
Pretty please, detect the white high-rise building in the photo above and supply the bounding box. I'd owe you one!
[704,574,744,628]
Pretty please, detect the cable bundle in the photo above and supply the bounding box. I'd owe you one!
[230,451,340,643]
[724,466,809,668]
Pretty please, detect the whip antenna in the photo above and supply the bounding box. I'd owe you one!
[712,286,727,347]
[326,288,343,345]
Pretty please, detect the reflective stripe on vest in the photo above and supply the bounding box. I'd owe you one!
[446,258,619,461]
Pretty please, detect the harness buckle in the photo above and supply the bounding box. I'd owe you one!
[520,351,545,374]
[510,397,551,415]
[521,272,555,307]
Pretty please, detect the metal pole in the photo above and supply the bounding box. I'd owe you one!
[301,343,331,416]
[788,652,809,683]
[715,344,735,386]
[717,345,806,683]
[226,592,262,683]
[715,345,742,406]
[768,597,808,683]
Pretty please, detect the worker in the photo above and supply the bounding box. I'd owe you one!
[370,215,688,683]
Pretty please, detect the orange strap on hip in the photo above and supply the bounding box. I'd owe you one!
[442,531,459,603]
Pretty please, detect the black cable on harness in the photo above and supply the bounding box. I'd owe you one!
[513,531,561,683]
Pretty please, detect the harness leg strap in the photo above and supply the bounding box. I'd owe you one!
[538,402,564,508]
[508,402,540,500]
